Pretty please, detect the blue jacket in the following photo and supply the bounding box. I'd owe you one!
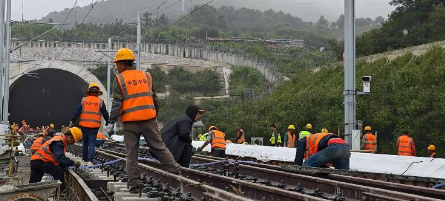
[71,98,109,125]
[49,141,74,168]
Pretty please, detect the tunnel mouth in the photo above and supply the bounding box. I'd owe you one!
[9,68,88,130]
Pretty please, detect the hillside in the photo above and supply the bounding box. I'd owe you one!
[201,46,445,157]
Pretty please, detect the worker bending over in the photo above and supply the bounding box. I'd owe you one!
[294,132,350,170]
[29,127,82,190]
[30,126,55,154]
[197,126,226,158]
[162,105,204,167]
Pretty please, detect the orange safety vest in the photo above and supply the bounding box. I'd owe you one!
[211,130,226,149]
[236,129,245,144]
[79,96,103,128]
[304,133,332,159]
[31,135,67,165]
[97,132,106,140]
[116,70,156,123]
[397,135,413,156]
[363,133,376,150]
[287,131,295,148]
[30,136,45,152]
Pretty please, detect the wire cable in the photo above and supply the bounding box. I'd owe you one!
[80,0,100,24]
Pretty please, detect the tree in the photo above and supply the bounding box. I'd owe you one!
[316,15,329,27]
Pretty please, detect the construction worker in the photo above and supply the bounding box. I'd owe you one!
[71,82,109,165]
[321,128,329,133]
[48,123,56,134]
[198,134,207,141]
[428,145,436,158]
[18,120,30,135]
[162,105,205,167]
[95,132,106,147]
[108,48,181,193]
[197,126,226,158]
[284,125,296,147]
[294,132,350,169]
[29,127,82,190]
[235,126,246,144]
[298,123,312,139]
[396,131,416,156]
[30,126,55,154]
[361,126,376,151]
[269,124,281,146]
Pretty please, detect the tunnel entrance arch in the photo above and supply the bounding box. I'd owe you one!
[9,61,107,129]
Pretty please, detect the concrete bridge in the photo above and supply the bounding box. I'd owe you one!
[8,40,279,128]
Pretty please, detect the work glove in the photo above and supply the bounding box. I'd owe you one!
[106,123,115,136]
[68,121,74,128]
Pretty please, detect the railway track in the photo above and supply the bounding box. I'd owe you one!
[67,143,444,201]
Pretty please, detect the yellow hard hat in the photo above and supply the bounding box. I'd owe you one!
[69,127,83,142]
[49,123,54,129]
[428,145,436,151]
[321,128,328,133]
[87,83,103,95]
[306,124,312,129]
[288,125,296,130]
[113,48,135,63]
[209,126,218,131]
[365,126,372,131]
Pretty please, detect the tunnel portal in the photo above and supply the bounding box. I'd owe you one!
[9,68,89,129]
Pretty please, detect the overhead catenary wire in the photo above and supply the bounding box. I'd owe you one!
[157,0,217,34]
[80,0,100,24]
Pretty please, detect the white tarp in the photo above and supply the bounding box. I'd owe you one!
[191,141,445,179]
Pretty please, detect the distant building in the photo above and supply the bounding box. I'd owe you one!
[206,37,304,48]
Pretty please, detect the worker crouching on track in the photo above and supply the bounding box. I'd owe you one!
[71,82,109,165]
[197,126,226,158]
[294,133,350,170]
[29,127,82,190]
[162,105,205,167]
[108,48,181,194]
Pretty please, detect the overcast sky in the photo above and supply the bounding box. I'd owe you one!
[11,0,396,22]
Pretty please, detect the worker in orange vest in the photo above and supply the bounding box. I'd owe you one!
[361,126,376,151]
[396,131,416,156]
[30,126,55,154]
[294,133,350,169]
[95,132,107,147]
[284,125,296,148]
[108,48,181,194]
[428,145,436,158]
[197,126,226,158]
[29,127,82,191]
[71,83,109,165]
[235,126,246,144]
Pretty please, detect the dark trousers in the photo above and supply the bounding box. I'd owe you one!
[211,149,226,158]
[81,127,99,162]
[29,160,66,189]
[177,143,193,167]
[95,140,105,147]
[304,144,350,170]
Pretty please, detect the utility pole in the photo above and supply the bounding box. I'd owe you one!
[3,0,11,123]
[344,0,356,149]
[0,0,5,123]
[136,12,141,71]
[107,38,112,113]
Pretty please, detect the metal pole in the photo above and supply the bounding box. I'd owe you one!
[107,38,112,113]
[136,12,141,71]
[0,0,5,123]
[344,0,356,149]
[3,0,11,123]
